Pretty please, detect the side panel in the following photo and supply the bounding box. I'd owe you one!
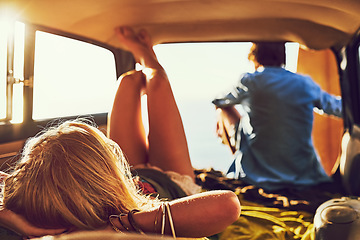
[297,48,344,175]
[337,30,360,195]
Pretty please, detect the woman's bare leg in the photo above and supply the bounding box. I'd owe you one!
[108,70,148,166]
[114,27,195,179]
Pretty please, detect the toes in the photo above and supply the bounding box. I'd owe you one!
[114,26,159,69]
[115,26,152,50]
[115,26,138,42]
[120,26,136,38]
[138,29,153,48]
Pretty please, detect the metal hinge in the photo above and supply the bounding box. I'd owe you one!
[7,75,33,87]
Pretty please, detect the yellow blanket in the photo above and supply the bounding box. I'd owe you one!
[219,193,315,240]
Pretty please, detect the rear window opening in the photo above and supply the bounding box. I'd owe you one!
[151,42,299,172]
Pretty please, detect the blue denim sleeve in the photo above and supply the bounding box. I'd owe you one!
[314,89,342,118]
[212,74,250,107]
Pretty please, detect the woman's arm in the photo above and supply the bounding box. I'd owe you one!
[112,190,241,238]
[0,208,66,238]
[161,190,241,237]
[0,171,66,238]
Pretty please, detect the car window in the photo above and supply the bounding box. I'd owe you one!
[32,31,117,120]
[1,22,117,124]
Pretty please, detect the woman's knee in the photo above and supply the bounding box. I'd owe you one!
[119,70,146,90]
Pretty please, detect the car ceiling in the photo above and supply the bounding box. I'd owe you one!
[1,0,360,50]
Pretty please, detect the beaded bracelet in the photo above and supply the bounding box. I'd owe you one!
[109,213,132,233]
[109,215,123,233]
[128,209,145,234]
[161,203,166,235]
[119,213,131,232]
[165,202,176,238]
[154,202,164,233]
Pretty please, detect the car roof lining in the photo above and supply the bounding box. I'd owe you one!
[3,0,360,50]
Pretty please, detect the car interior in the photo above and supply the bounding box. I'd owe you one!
[1,0,360,239]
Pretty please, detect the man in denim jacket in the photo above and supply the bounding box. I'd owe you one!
[213,42,342,191]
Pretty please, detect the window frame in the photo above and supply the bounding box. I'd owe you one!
[334,29,360,132]
[0,22,135,144]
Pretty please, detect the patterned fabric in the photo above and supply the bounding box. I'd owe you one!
[135,177,157,195]
[133,164,201,197]
[132,168,188,200]
[195,168,343,240]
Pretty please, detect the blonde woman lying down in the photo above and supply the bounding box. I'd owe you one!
[0,27,241,239]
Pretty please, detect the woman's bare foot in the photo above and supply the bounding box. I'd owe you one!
[115,26,161,70]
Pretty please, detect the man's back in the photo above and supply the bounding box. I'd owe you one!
[214,42,342,191]
[237,67,331,190]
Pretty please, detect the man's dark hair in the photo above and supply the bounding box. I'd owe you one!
[248,42,286,67]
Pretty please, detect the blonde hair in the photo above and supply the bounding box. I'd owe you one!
[3,119,158,229]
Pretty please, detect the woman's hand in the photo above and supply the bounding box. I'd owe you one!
[0,208,66,238]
